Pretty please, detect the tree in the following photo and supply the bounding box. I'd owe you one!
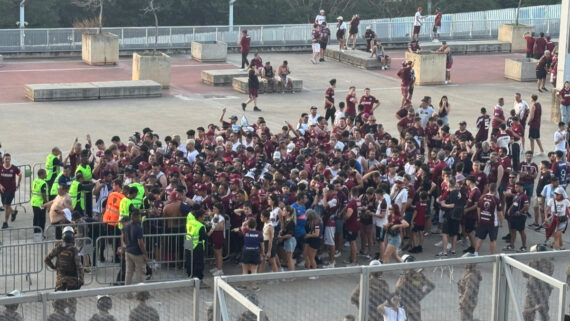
[143,0,159,55]
[73,0,104,33]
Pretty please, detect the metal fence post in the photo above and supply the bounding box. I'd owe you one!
[558,282,568,321]
[145,28,149,46]
[46,30,50,48]
[169,27,172,47]
[358,267,370,321]
[193,278,200,321]
[41,292,47,321]
[215,27,218,41]
[71,29,75,47]
[493,254,509,321]
[260,26,263,45]
[213,277,221,321]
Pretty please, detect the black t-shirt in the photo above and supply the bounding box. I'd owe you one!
[283,220,295,237]
[124,222,144,255]
[446,189,465,220]
[536,172,551,195]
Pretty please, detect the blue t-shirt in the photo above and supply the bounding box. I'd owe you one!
[124,222,144,255]
[243,230,263,251]
[292,203,307,238]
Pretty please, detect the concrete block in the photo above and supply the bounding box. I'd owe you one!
[201,69,248,86]
[0,55,3,66]
[82,32,119,65]
[326,47,382,70]
[405,51,446,86]
[232,76,302,94]
[498,24,535,53]
[504,58,538,82]
[552,90,561,124]
[191,41,227,62]
[132,52,172,89]
[232,77,249,94]
[25,83,99,102]
[93,80,162,99]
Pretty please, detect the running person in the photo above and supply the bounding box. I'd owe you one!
[0,154,22,229]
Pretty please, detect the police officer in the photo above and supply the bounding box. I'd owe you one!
[0,290,23,321]
[47,299,75,321]
[128,291,159,321]
[394,255,435,321]
[88,295,117,321]
[523,244,554,321]
[31,169,48,237]
[185,208,207,279]
[457,263,482,321]
[350,260,390,321]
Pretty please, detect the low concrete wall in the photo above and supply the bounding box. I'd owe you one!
[325,47,383,70]
[25,80,161,102]
[191,41,227,62]
[202,69,248,86]
[405,52,446,86]
[132,53,171,89]
[82,33,119,65]
[420,40,511,55]
[504,58,537,82]
[0,55,3,66]
[498,24,535,53]
[232,76,302,94]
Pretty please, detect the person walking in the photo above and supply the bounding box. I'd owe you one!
[432,8,442,42]
[31,169,49,239]
[319,22,330,62]
[120,210,148,285]
[336,16,347,50]
[241,67,262,112]
[239,29,251,70]
[558,81,570,124]
[528,94,545,155]
[412,7,424,41]
[311,23,321,64]
[0,153,22,229]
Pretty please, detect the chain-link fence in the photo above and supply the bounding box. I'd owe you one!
[0,4,562,53]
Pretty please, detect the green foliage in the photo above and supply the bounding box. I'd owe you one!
[0,0,561,29]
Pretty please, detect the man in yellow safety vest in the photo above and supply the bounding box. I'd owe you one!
[185,208,207,279]
[45,147,63,192]
[30,169,48,238]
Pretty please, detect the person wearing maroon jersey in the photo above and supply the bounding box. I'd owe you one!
[504,182,529,252]
[319,22,331,62]
[238,29,251,69]
[397,61,413,107]
[486,152,504,194]
[397,108,415,134]
[528,94,545,155]
[475,107,490,145]
[470,160,488,193]
[558,81,570,124]
[519,150,538,209]
[432,8,442,41]
[523,31,535,58]
[359,88,380,115]
[348,14,360,50]
[345,86,357,117]
[491,98,506,137]
[310,23,321,64]
[0,154,22,229]
[474,183,503,255]
[535,50,552,92]
[344,187,361,265]
[498,147,512,191]
[533,32,546,59]
[508,117,523,172]
[463,176,482,253]
[454,121,474,146]
[545,35,555,52]
[324,79,336,126]
[250,52,263,73]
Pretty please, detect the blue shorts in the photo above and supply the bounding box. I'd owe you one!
[375,226,386,242]
[335,218,344,234]
[523,184,534,199]
[283,237,297,253]
[387,234,401,248]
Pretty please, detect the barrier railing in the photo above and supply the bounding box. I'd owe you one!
[0,237,93,295]
[0,279,201,321]
[12,164,31,212]
[0,4,562,53]
[214,277,266,321]
[0,226,42,246]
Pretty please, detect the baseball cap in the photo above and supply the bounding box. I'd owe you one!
[369,260,382,266]
[63,226,74,234]
[287,143,295,152]
[366,25,371,30]
[337,16,343,20]
[554,187,565,195]
[273,151,281,159]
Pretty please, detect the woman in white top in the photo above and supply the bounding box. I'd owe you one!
[259,210,279,272]
[336,16,347,50]
[378,294,407,321]
[545,187,570,249]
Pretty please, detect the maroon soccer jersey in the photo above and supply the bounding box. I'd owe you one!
[475,114,490,143]
[0,165,20,193]
[346,94,357,116]
[478,194,500,226]
[325,87,335,109]
[359,95,379,115]
[491,106,505,129]
[465,187,481,218]
[344,198,361,232]
[519,162,538,185]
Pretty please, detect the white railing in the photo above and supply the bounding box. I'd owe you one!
[0,4,562,53]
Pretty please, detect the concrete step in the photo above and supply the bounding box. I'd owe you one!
[325,47,384,70]
[201,69,248,86]
[25,80,162,102]
[232,76,303,94]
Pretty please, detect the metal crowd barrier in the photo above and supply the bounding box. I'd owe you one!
[0,226,42,246]
[11,164,31,212]
[0,237,93,295]
[0,279,201,321]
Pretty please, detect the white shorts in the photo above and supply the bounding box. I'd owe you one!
[312,43,321,53]
[280,75,290,83]
[324,226,335,246]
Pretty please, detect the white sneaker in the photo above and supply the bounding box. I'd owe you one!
[434,241,443,247]
[296,260,306,267]
[445,80,449,84]
[344,241,349,247]
[212,270,224,276]
[209,267,218,273]
[334,250,341,258]
[323,262,335,269]
[447,243,452,250]
[308,276,319,280]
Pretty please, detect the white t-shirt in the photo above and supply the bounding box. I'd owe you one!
[547,198,570,217]
[391,187,408,211]
[315,15,326,25]
[414,12,423,26]
[417,106,435,128]
[514,100,529,121]
[554,130,567,152]
[270,207,281,228]
[541,184,568,205]
[338,21,347,30]
[374,195,391,227]
[308,113,321,126]
[382,306,407,321]
[186,150,199,164]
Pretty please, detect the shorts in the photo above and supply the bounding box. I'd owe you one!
[211,230,224,250]
[344,230,358,242]
[508,215,526,232]
[404,211,413,225]
[401,86,410,97]
[536,69,547,80]
[306,237,321,250]
[0,191,14,206]
[442,219,460,237]
[324,226,335,246]
[529,127,540,139]
[387,233,401,247]
[283,237,296,253]
[433,26,441,34]
[446,62,453,71]
[312,43,321,53]
[412,225,424,232]
[241,249,261,265]
[413,26,421,35]
[335,218,344,234]
[523,183,534,199]
[319,41,328,50]
[349,27,358,35]
[464,217,477,234]
[336,30,345,40]
[280,75,290,84]
[476,224,498,242]
[557,220,568,231]
[248,87,258,98]
[375,226,386,242]
[263,240,276,258]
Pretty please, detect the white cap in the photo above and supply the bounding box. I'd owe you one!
[7,290,21,297]
[287,143,295,152]
[245,171,255,180]
[555,186,565,195]
[215,136,224,142]
[369,260,382,266]
[273,151,281,159]
[334,141,345,151]
[63,226,74,234]
[337,16,343,20]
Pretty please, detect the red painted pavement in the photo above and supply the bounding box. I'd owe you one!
[376,51,527,84]
[0,58,236,104]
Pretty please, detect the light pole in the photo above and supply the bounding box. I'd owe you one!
[229,0,236,32]
[19,0,26,49]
